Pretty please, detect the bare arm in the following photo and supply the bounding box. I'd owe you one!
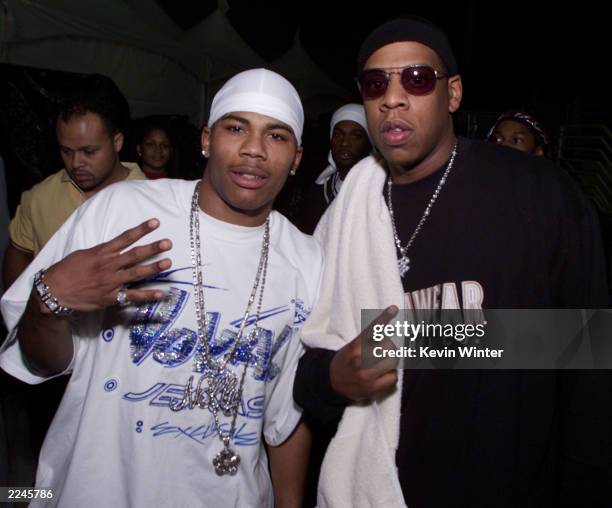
[3,242,33,291]
[16,219,172,377]
[268,420,311,508]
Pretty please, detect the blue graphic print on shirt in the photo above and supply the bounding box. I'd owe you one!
[128,282,307,383]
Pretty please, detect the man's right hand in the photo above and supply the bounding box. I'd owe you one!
[329,305,400,401]
[41,219,172,312]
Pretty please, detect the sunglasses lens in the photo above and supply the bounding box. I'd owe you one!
[359,70,389,100]
[401,66,437,95]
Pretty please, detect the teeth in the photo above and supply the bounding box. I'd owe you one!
[239,173,261,180]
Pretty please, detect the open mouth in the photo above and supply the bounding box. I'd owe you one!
[381,120,414,146]
[229,168,268,189]
[337,151,353,161]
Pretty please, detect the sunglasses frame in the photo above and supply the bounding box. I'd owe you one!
[357,65,447,100]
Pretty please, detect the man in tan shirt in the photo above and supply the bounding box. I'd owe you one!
[4,80,145,289]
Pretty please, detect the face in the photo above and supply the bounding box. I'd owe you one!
[490,120,543,156]
[138,128,173,170]
[362,41,462,173]
[57,111,123,194]
[201,111,302,224]
[330,120,371,174]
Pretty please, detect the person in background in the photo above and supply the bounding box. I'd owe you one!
[3,77,145,290]
[297,104,372,234]
[487,110,549,157]
[136,123,176,179]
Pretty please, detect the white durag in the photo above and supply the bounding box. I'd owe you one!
[207,68,304,144]
[316,103,372,185]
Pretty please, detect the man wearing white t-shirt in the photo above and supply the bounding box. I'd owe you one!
[0,69,321,508]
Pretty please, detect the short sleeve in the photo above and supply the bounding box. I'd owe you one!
[8,190,35,253]
[0,197,105,384]
[262,320,305,446]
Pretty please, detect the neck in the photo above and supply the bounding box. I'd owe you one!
[336,166,350,181]
[388,131,457,185]
[198,174,271,227]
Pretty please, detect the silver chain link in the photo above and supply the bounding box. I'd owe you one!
[170,181,270,476]
[386,142,458,277]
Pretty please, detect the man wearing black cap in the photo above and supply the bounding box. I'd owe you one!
[294,16,610,508]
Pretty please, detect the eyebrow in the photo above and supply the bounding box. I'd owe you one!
[363,63,433,71]
[59,144,98,151]
[334,124,366,134]
[221,114,294,135]
[505,129,529,136]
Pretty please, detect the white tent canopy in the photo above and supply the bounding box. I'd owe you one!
[180,2,267,85]
[0,1,351,123]
[123,0,183,40]
[1,0,208,124]
[271,31,348,102]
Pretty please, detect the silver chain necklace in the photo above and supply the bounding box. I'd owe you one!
[386,143,458,277]
[169,181,270,476]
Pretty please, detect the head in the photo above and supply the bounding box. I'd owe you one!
[137,124,174,172]
[56,77,129,195]
[356,17,462,179]
[488,111,548,157]
[201,69,304,226]
[329,104,372,178]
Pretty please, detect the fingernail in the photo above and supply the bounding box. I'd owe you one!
[148,219,160,228]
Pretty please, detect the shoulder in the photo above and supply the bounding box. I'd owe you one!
[122,162,146,180]
[463,138,559,181]
[463,138,575,194]
[462,138,593,221]
[21,170,68,201]
[271,211,324,268]
[75,178,196,221]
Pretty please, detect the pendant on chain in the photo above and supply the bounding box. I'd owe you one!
[398,255,410,276]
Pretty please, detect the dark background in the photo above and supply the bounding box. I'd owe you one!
[160,0,609,118]
[2,1,610,222]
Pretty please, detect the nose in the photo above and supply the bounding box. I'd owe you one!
[340,133,351,147]
[381,73,409,111]
[240,131,267,160]
[71,151,86,168]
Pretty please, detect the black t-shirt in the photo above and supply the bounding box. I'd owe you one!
[294,138,611,507]
[391,138,610,507]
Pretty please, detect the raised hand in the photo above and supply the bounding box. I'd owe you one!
[41,219,172,312]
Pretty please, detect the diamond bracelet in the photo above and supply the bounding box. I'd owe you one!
[33,269,73,317]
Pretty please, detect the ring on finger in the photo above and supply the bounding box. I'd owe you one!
[116,287,130,307]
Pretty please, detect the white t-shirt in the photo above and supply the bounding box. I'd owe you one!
[0,179,323,508]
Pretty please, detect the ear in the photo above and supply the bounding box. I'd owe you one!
[290,146,303,175]
[113,132,124,153]
[201,127,211,153]
[447,75,463,113]
[136,143,142,157]
[535,146,545,157]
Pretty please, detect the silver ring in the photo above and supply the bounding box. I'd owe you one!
[116,288,130,307]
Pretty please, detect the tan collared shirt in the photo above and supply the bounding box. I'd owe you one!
[9,163,145,255]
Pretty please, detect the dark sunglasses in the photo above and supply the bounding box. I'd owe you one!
[357,65,447,100]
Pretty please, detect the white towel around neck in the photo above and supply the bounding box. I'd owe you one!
[301,154,408,507]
